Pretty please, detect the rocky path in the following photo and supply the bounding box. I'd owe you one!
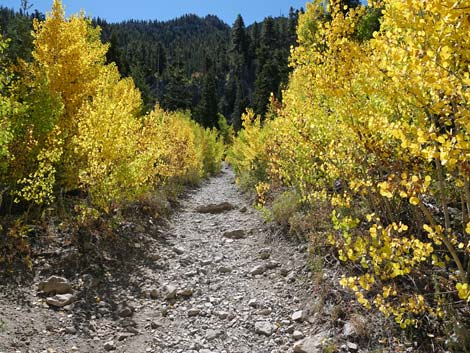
[0,165,330,353]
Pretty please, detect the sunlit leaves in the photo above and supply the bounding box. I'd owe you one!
[230,0,470,328]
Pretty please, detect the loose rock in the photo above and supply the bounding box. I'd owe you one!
[104,341,116,351]
[259,248,271,260]
[163,284,177,300]
[118,306,134,318]
[187,308,201,317]
[223,229,246,240]
[250,264,267,276]
[38,276,72,294]
[292,310,306,322]
[293,330,305,340]
[254,321,276,336]
[347,342,359,351]
[46,293,75,308]
[195,202,234,214]
[293,332,329,353]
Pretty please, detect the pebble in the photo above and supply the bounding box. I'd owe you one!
[254,321,276,336]
[250,264,267,276]
[149,289,159,299]
[38,276,72,294]
[347,342,359,351]
[259,248,271,259]
[118,306,134,318]
[103,341,116,351]
[223,229,246,239]
[163,284,178,300]
[292,310,305,322]
[218,266,232,273]
[46,294,75,308]
[187,308,201,317]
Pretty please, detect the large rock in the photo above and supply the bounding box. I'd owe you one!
[46,293,75,308]
[254,321,276,336]
[223,229,246,240]
[195,202,234,214]
[293,332,329,353]
[39,276,72,294]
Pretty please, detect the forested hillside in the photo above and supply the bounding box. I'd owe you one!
[0,4,300,129]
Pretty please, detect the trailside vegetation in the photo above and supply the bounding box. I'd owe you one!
[228,0,470,349]
[0,0,223,268]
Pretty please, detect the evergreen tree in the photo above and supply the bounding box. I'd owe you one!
[161,64,192,111]
[231,81,247,132]
[230,15,249,68]
[253,17,280,117]
[193,57,218,128]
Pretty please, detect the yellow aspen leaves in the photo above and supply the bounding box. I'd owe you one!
[229,0,470,328]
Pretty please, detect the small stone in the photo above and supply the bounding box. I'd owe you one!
[206,329,222,341]
[280,268,289,276]
[173,246,185,255]
[104,341,116,351]
[250,264,267,276]
[239,206,248,213]
[248,299,259,308]
[39,276,72,294]
[200,259,212,266]
[346,342,359,351]
[223,229,246,239]
[126,326,139,334]
[266,260,280,269]
[177,288,193,298]
[254,321,276,336]
[215,311,229,319]
[218,266,232,273]
[293,332,328,353]
[46,293,75,308]
[163,284,177,300]
[196,202,234,214]
[343,316,365,337]
[258,308,272,316]
[292,310,305,322]
[65,326,77,335]
[259,248,271,260]
[150,321,161,329]
[149,254,161,261]
[293,331,305,340]
[188,308,201,317]
[149,289,159,299]
[118,306,134,318]
[118,333,132,341]
[286,272,296,282]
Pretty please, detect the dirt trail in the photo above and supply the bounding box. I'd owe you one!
[0,165,321,353]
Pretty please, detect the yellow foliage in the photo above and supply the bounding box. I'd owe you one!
[32,0,109,189]
[229,0,470,327]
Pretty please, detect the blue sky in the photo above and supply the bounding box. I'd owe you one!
[2,0,309,25]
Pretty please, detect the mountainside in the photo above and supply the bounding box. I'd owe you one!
[0,6,299,126]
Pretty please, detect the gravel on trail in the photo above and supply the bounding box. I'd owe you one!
[0,165,333,353]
